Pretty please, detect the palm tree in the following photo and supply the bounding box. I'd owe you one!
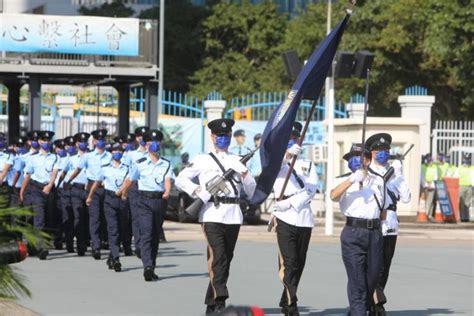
[0,203,49,299]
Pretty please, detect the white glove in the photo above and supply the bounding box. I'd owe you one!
[349,169,367,183]
[381,220,389,235]
[287,144,302,157]
[224,160,248,174]
[392,159,403,177]
[274,199,291,212]
[385,210,399,235]
[197,188,212,203]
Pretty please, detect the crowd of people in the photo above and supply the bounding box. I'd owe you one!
[0,119,471,316]
[421,152,473,222]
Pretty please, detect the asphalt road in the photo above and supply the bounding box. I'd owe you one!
[13,222,474,316]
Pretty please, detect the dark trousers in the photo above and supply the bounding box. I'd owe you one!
[341,225,383,316]
[202,222,240,306]
[137,194,166,268]
[61,188,74,246]
[51,188,64,245]
[88,186,106,251]
[29,184,50,250]
[9,187,21,208]
[373,235,397,306]
[276,219,312,312]
[104,192,132,259]
[70,186,88,252]
[128,184,141,251]
[0,184,10,209]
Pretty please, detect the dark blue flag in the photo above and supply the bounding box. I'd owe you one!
[250,14,350,205]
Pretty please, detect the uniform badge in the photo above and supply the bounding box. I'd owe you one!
[222,122,226,128]
[380,137,385,143]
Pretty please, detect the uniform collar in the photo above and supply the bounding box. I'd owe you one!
[147,156,163,165]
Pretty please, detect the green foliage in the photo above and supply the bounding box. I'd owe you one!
[0,203,50,299]
[190,0,288,98]
[139,0,209,92]
[78,0,135,17]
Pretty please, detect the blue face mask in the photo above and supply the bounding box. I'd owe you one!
[57,149,67,157]
[112,152,123,161]
[96,139,106,149]
[31,141,40,149]
[287,139,297,149]
[41,142,51,151]
[16,147,27,155]
[348,156,362,172]
[215,135,231,150]
[139,139,145,147]
[375,150,390,165]
[148,141,160,153]
[79,142,88,151]
[125,143,134,151]
[67,147,77,155]
[0,142,6,150]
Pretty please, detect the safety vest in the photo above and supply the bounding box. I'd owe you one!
[448,165,457,177]
[425,164,438,183]
[458,165,473,186]
[437,162,449,177]
[421,163,427,177]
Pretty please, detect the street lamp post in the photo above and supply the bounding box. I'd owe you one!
[157,0,164,124]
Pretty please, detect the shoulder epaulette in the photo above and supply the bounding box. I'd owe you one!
[161,157,170,163]
[102,163,111,168]
[137,157,147,164]
[31,152,38,156]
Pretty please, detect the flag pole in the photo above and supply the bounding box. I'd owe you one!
[277,99,318,200]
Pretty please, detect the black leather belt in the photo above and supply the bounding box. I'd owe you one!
[346,216,381,230]
[139,191,164,199]
[31,180,47,189]
[209,196,241,204]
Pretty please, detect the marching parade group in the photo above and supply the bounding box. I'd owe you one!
[0,117,423,316]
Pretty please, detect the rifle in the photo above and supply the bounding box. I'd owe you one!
[359,68,370,189]
[382,144,414,183]
[184,147,259,221]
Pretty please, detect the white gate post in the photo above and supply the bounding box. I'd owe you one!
[398,87,435,155]
[204,99,226,152]
[55,95,77,138]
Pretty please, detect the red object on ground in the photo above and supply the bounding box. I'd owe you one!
[416,210,428,222]
[443,177,460,223]
[18,242,28,261]
[250,306,265,316]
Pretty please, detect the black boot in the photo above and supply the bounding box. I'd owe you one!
[106,258,114,270]
[123,246,133,256]
[205,305,215,315]
[92,249,101,260]
[66,242,74,253]
[113,259,122,272]
[143,267,158,281]
[38,249,49,260]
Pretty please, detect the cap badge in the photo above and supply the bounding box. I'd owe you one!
[380,137,385,143]
[222,122,226,128]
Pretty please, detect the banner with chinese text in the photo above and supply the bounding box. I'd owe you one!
[0,14,139,56]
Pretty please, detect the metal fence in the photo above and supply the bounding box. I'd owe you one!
[431,120,474,165]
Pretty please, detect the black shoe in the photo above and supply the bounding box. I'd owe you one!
[54,241,63,250]
[215,301,226,313]
[92,249,101,260]
[106,258,114,269]
[77,247,86,256]
[38,249,49,260]
[123,246,133,256]
[143,267,158,281]
[113,259,122,272]
[66,243,74,253]
[101,241,109,250]
[373,305,386,316]
[205,305,215,315]
[135,248,141,259]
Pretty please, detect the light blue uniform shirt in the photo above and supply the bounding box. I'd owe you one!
[129,157,174,192]
[5,153,17,186]
[24,152,59,184]
[78,149,112,182]
[63,153,88,185]
[229,145,252,156]
[249,148,262,177]
[125,148,148,167]
[0,151,14,184]
[98,162,130,192]
[54,155,69,188]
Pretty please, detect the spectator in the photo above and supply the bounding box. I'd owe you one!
[455,154,473,222]
[249,133,262,178]
[424,155,438,219]
[229,129,251,156]
[174,152,190,175]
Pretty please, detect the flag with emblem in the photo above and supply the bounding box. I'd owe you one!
[249,14,351,205]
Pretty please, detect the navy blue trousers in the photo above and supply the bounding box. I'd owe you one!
[104,192,132,259]
[70,185,88,252]
[340,225,383,316]
[60,187,74,246]
[137,193,165,268]
[128,183,141,251]
[88,186,105,251]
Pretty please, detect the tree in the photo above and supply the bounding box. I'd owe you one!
[78,0,134,17]
[139,0,209,92]
[190,0,288,98]
[282,0,473,120]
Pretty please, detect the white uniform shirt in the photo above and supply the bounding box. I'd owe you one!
[272,159,318,228]
[337,165,387,220]
[175,150,256,225]
[381,164,411,236]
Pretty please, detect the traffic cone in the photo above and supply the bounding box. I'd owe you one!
[434,204,444,223]
[416,210,428,222]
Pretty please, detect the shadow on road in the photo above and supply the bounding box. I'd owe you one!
[263,307,460,315]
[159,272,208,281]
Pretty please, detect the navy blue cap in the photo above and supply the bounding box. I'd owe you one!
[208,119,234,134]
[365,133,392,151]
[143,129,163,142]
[74,132,90,143]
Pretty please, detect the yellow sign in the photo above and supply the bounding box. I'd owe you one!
[233,107,252,121]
